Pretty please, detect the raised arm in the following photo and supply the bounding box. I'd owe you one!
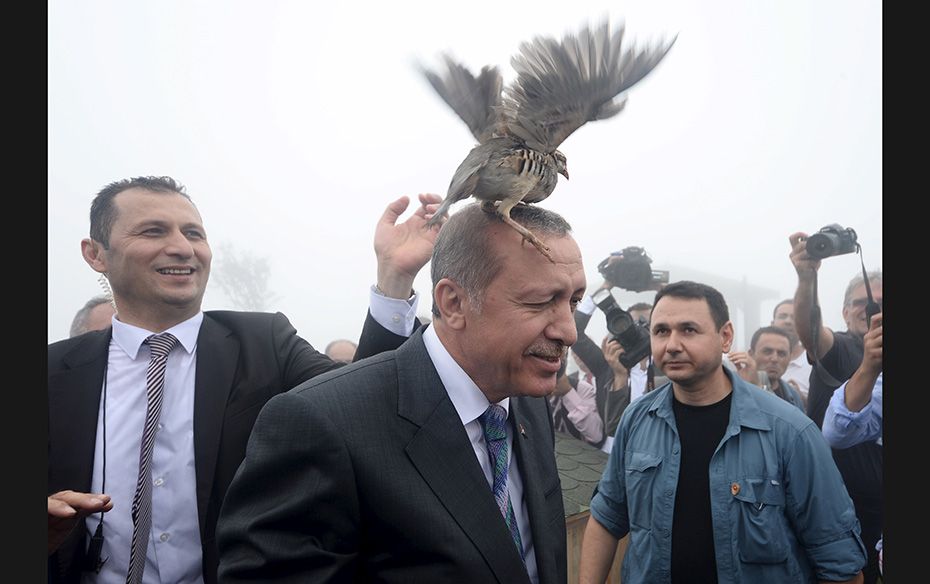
[843,312,882,412]
[789,231,834,359]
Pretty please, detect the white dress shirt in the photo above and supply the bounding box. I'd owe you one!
[422,325,540,584]
[84,313,204,584]
[784,351,812,398]
[550,374,604,446]
[629,360,649,402]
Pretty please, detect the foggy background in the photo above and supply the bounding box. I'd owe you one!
[48,0,882,350]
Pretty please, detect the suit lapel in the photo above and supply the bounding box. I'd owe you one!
[192,315,239,535]
[510,397,561,584]
[397,333,532,584]
[48,332,111,493]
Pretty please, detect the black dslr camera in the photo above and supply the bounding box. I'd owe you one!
[592,288,651,370]
[597,246,669,292]
[805,224,859,260]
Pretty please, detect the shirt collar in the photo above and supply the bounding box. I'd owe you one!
[647,366,770,431]
[111,312,204,359]
[421,324,509,426]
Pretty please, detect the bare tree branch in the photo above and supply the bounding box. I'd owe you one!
[211,243,280,311]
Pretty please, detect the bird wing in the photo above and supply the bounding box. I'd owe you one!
[500,20,676,153]
[418,54,504,144]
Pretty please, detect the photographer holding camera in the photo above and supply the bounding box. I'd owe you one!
[789,227,882,584]
[573,248,668,452]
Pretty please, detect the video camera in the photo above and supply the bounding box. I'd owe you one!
[597,246,669,293]
[805,224,859,260]
[592,288,652,370]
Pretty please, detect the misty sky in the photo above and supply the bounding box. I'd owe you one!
[48,0,881,349]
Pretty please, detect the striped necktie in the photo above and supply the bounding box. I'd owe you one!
[478,404,524,559]
[126,332,178,584]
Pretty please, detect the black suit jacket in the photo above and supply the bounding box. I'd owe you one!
[47,310,409,584]
[216,328,567,584]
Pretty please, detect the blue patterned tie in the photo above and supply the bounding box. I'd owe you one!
[126,332,178,584]
[479,404,524,558]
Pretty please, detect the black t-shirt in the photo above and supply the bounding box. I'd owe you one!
[807,331,864,426]
[670,392,732,584]
[806,330,883,583]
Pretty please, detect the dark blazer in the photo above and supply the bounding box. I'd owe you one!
[572,310,629,438]
[216,328,567,584]
[48,310,410,584]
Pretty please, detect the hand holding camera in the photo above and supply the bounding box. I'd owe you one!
[602,338,632,384]
[592,288,652,370]
[597,246,668,293]
[805,224,859,259]
[789,223,860,277]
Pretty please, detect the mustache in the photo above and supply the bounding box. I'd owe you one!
[527,342,567,360]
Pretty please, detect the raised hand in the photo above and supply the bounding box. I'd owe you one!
[788,231,822,279]
[726,350,758,384]
[374,193,444,299]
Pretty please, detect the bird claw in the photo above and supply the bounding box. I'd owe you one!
[522,232,554,263]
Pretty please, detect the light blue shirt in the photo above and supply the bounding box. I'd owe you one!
[422,324,539,584]
[823,372,882,448]
[84,291,419,584]
[590,367,866,583]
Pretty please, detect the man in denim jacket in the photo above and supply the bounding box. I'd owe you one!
[579,281,866,584]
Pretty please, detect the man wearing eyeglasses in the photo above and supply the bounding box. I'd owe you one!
[788,231,882,584]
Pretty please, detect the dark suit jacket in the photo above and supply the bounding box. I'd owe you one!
[47,310,409,584]
[216,328,567,584]
[572,310,629,439]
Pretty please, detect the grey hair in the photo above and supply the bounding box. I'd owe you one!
[843,270,882,307]
[430,203,572,317]
[69,295,114,337]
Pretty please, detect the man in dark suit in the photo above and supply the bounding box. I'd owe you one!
[216,202,585,584]
[47,176,443,583]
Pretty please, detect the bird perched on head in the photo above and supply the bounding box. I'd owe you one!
[419,20,676,261]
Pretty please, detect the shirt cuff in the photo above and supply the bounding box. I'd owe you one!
[369,285,419,337]
[578,294,597,315]
[828,383,875,425]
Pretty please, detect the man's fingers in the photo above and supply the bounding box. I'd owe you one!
[49,491,112,515]
[416,193,444,220]
[418,192,442,205]
[48,497,77,518]
[380,196,411,226]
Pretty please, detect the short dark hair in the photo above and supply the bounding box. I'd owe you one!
[749,325,794,352]
[69,295,114,337]
[628,302,653,313]
[652,280,729,329]
[772,298,793,320]
[90,176,190,248]
[430,203,572,317]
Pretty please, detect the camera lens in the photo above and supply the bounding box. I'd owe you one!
[606,311,635,337]
[805,232,838,260]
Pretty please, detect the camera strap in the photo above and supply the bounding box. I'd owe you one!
[809,244,878,388]
[856,244,882,323]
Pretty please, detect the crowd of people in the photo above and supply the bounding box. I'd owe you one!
[49,175,880,583]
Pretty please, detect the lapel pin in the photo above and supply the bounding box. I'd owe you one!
[519,423,527,437]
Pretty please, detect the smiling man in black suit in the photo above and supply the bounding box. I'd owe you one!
[47,176,442,583]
